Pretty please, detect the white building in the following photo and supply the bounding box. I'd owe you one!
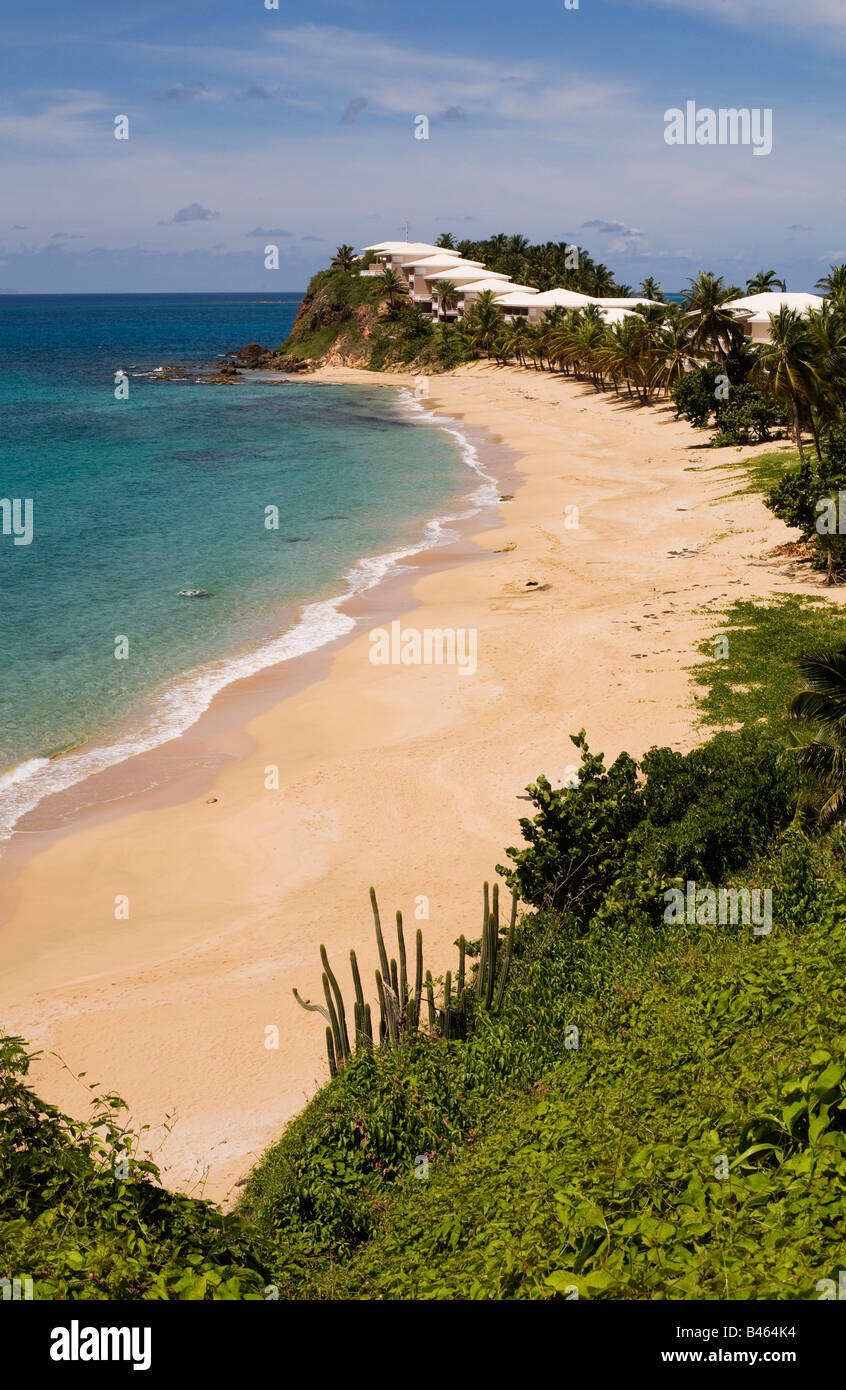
[721,291,824,343]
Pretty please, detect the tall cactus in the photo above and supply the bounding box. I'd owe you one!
[370,886,391,983]
[321,944,350,1061]
[326,1026,338,1078]
[493,891,517,1013]
[412,928,423,1030]
[295,879,519,1070]
[396,911,408,1009]
[425,970,436,1032]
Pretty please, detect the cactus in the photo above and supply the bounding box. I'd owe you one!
[376,971,398,1046]
[493,891,517,1013]
[397,911,408,1007]
[350,949,365,1011]
[326,1026,338,1078]
[475,882,490,997]
[292,988,331,1024]
[425,970,436,1031]
[295,879,519,1068]
[322,972,344,1064]
[370,886,391,983]
[413,929,423,1029]
[484,913,498,1010]
[321,945,350,1060]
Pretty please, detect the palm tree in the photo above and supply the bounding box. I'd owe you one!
[376,269,409,316]
[331,244,357,271]
[746,269,787,294]
[682,272,744,361]
[815,264,846,302]
[436,232,456,249]
[788,651,846,821]
[502,317,531,366]
[590,264,616,297]
[463,290,504,356]
[752,306,821,462]
[431,279,459,321]
[805,303,846,443]
[649,314,693,395]
[640,276,664,302]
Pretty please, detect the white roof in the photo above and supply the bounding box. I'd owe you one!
[362,241,443,256]
[599,306,639,325]
[591,297,654,308]
[423,265,510,284]
[406,255,484,271]
[722,291,823,317]
[527,288,595,308]
[459,279,537,297]
[498,290,546,307]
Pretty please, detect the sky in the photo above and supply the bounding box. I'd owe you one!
[0,0,843,294]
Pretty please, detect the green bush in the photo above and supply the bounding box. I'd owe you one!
[0,1037,273,1299]
[765,425,846,575]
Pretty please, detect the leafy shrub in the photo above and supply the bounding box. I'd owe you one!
[499,726,796,928]
[497,730,644,915]
[0,1037,272,1299]
[711,383,785,445]
[765,424,846,575]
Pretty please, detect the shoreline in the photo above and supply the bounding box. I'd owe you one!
[0,379,509,849]
[0,363,836,1204]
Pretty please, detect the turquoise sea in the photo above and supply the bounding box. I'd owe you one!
[0,294,496,838]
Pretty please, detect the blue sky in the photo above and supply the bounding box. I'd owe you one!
[1,0,843,293]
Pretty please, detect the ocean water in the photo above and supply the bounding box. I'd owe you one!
[0,294,496,838]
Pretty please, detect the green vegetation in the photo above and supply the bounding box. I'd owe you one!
[764,425,846,582]
[8,264,846,1297]
[691,594,846,730]
[5,589,846,1297]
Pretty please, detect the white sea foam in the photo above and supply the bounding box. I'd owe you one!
[0,400,501,842]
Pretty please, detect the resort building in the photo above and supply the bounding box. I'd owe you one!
[358,239,665,326]
[404,256,485,311]
[721,291,824,343]
[499,287,593,323]
[359,242,445,277]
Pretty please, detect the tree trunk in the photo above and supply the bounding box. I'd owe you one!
[791,393,805,463]
[810,411,823,462]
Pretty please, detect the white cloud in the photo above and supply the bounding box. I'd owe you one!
[636,0,846,45]
[0,91,105,145]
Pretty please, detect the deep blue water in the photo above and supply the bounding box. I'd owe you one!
[0,294,492,836]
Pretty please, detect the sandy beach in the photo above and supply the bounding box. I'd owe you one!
[0,363,827,1203]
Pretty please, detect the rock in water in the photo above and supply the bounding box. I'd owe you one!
[177,589,210,598]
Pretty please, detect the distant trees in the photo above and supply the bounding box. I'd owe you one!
[375,269,410,316]
[682,272,744,360]
[746,269,787,293]
[431,279,459,320]
[640,276,664,302]
[331,244,357,271]
[816,264,846,304]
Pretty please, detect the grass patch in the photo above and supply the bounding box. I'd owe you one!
[716,447,799,499]
[691,594,846,729]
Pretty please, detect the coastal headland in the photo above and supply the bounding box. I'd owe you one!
[0,363,827,1202]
